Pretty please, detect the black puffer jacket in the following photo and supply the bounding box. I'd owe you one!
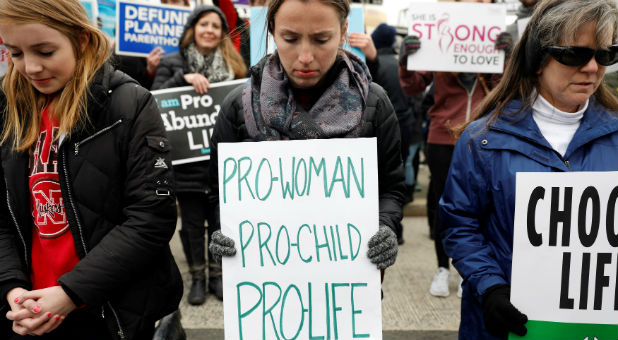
[208,64,406,232]
[0,64,182,339]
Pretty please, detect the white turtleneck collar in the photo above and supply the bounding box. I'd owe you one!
[531,90,587,157]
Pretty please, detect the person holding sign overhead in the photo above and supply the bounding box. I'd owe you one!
[0,0,183,338]
[439,0,618,338]
[152,5,247,305]
[398,0,509,300]
[208,0,404,282]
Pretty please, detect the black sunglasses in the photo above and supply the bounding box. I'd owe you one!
[543,45,618,67]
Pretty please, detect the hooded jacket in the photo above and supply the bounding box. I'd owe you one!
[439,98,618,339]
[0,64,183,339]
[208,57,406,233]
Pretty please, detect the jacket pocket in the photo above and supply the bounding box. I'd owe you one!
[145,136,173,196]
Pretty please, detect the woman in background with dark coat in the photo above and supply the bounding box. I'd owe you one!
[152,5,246,305]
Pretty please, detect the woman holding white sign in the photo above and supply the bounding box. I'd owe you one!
[208,0,404,278]
[0,0,183,338]
[440,0,618,338]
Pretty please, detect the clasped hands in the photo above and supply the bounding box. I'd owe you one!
[6,286,77,336]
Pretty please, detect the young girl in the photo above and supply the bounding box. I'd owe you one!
[0,0,182,339]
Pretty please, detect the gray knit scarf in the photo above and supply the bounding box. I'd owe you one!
[242,49,370,141]
[184,43,233,83]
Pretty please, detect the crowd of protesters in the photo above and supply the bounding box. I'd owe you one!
[0,0,617,339]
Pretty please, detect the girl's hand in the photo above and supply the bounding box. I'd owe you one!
[184,73,210,94]
[17,286,77,317]
[348,32,377,61]
[8,286,76,335]
[6,287,56,335]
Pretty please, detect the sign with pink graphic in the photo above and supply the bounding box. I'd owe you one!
[405,2,506,74]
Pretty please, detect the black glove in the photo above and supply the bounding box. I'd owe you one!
[398,35,421,67]
[482,284,528,338]
[367,224,398,269]
[494,32,513,56]
[208,230,237,264]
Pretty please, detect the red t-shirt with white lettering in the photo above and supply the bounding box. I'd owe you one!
[29,107,79,290]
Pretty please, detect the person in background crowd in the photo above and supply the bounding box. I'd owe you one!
[208,0,403,283]
[349,23,425,245]
[0,0,183,339]
[398,0,508,299]
[440,0,618,338]
[505,0,540,43]
[369,24,426,207]
[152,5,246,306]
[213,0,251,69]
[113,0,190,89]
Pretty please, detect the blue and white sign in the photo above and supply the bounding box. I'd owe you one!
[250,5,366,66]
[116,0,191,57]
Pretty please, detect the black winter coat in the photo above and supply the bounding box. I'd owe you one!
[0,64,183,339]
[208,70,406,233]
[151,51,190,91]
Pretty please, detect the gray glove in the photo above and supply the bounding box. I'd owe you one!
[209,230,237,264]
[367,224,398,269]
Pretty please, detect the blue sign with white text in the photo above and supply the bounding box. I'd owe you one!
[116,0,191,57]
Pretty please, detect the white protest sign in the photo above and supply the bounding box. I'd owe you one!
[511,172,618,339]
[219,138,382,340]
[406,2,506,73]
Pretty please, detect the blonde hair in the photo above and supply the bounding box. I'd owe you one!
[0,0,110,152]
[180,12,247,79]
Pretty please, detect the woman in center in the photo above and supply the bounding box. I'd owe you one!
[208,0,405,274]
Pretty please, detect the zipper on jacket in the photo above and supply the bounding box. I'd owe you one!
[463,79,478,122]
[62,146,126,339]
[107,302,126,339]
[74,119,123,156]
[61,148,89,254]
[5,180,28,269]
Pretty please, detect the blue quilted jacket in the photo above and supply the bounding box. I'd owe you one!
[439,98,618,340]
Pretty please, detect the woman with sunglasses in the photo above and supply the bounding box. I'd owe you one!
[439,0,618,339]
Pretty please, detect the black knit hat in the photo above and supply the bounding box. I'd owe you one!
[371,23,396,50]
[179,5,229,48]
